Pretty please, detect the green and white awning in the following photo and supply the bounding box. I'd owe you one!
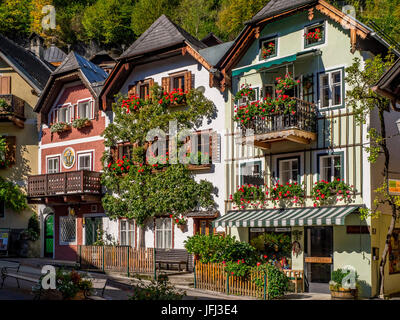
[213,206,361,228]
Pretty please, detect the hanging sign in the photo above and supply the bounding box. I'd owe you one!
[62,147,75,169]
[389,179,400,196]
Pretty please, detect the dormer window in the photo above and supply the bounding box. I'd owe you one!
[261,38,277,60]
[57,105,71,123]
[78,100,93,119]
[304,22,325,48]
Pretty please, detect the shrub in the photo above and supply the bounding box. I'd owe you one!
[223,259,251,277]
[250,232,291,259]
[23,213,40,241]
[252,264,289,299]
[0,176,28,213]
[129,277,185,300]
[330,268,359,291]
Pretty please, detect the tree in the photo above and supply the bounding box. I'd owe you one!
[216,0,266,40]
[81,0,135,47]
[101,84,217,247]
[0,0,32,39]
[130,0,179,36]
[345,53,396,297]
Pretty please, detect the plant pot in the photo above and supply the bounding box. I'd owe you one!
[177,224,187,232]
[65,290,86,300]
[39,289,63,300]
[330,288,357,300]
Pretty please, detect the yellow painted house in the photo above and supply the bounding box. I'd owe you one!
[0,34,52,239]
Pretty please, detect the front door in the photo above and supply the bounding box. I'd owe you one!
[304,227,333,293]
[198,220,212,235]
[44,215,54,258]
[85,217,103,245]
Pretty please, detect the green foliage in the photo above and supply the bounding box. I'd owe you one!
[0,176,28,213]
[231,184,266,209]
[311,179,355,206]
[71,118,91,129]
[250,233,291,259]
[269,181,305,206]
[81,0,135,46]
[24,213,40,241]
[224,259,250,277]
[0,137,9,168]
[330,268,359,291]
[251,264,289,299]
[50,122,70,133]
[0,0,32,38]
[235,83,256,101]
[184,234,258,264]
[129,277,185,300]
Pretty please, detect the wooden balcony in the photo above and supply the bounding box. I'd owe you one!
[237,98,317,149]
[27,170,102,204]
[0,94,25,128]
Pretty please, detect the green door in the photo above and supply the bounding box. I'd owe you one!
[44,215,54,257]
[85,217,103,245]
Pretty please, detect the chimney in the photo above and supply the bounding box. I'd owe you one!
[29,33,44,60]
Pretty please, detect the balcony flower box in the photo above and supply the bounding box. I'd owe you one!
[72,117,92,129]
[50,122,71,133]
[158,89,187,108]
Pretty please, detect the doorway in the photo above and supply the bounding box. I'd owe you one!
[85,217,103,245]
[44,214,54,258]
[304,226,333,293]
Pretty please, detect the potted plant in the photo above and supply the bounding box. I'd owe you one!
[262,41,276,59]
[158,88,187,108]
[50,122,71,133]
[72,117,91,129]
[329,268,359,299]
[170,214,187,231]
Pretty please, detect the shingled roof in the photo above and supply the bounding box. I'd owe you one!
[118,14,207,60]
[43,44,67,65]
[247,0,317,24]
[0,34,53,92]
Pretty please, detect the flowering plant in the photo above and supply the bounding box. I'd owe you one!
[0,137,10,168]
[146,153,169,169]
[311,179,355,206]
[223,259,251,278]
[231,184,267,209]
[235,83,256,101]
[269,181,305,206]
[50,122,70,133]
[304,28,323,44]
[170,213,187,226]
[158,88,187,108]
[186,151,210,164]
[275,73,300,92]
[121,95,146,113]
[72,117,91,129]
[262,41,276,59]
[107,156,134,174]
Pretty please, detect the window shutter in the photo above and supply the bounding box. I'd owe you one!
[128,84,137,96]
[0,76,11,95]
[110,146,117,162]
[161,77,171,93]
[184,71,192,91]
[210,130,221,163]
[5,136,16,165]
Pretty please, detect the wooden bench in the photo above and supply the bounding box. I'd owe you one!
[155,249,189,272]
[84,277,108,300]
[283,269,304,293]
[0,262,39,289]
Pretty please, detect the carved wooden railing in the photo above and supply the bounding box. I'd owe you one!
[27,170,102,197]
[240,98,317,136]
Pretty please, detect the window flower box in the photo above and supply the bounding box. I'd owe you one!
[72,117,91,129]
[269,182,305,207]
[261,41,276,59]
[304,25,324,47]
[158,88,187,108]
[50,122,71,133]
[231,184,267,210]
[311,179,355,207]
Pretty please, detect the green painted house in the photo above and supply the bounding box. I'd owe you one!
[212,0,400,298]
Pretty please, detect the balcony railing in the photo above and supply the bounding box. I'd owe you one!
[238,98,317,148]
[0,94,25,118]
[27,170,102,198]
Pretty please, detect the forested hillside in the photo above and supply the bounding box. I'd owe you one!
[1,0,399,53]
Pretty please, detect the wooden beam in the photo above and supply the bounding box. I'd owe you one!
[184,45,213,71]
[81,195,102,202]
[285,135,310,145]
[45,197,65,204]
[63,195,82,203]
[254,141,271,149]
[27,198,45,204]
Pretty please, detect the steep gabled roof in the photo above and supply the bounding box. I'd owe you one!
[118,14,207,60]
[43,44,67,64]
[54,51,109,83]
[0,34,53,93]
[247,0,316,24]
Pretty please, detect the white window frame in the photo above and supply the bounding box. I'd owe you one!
[46,155,61,174]
[77,98,94,120]
[237,85,260,106]
[319,68,343,109]
[319,154,342,182]
[59,215,77,245]
[77,151,93,171]
[278,158,299,185]
[56,103,72,123]
[239,160,264,187]
[155,218,172,249]
[120,219,135,247]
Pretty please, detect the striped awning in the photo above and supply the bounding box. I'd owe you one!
[213,206,361,228]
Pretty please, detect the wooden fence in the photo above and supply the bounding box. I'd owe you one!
[78,246,155,274]
[194,262,266,299]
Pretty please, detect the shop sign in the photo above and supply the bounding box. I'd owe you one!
[275,227,290,232]
[389,179,400,195]
[62,147,75,169]
[250,228,265,232]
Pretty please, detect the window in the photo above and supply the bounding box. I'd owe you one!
[304,22,325,48]
[47,157,60,174]
[319,154,342,182]
[190,131,211,164]
[240,161,264,186]
[60,216,76,244]
[278,158,299,185]
[120,219,135,247]
[78,153,92,171]
[172,75,185,91]
[302,74,315,103]
[263,85,275,99]
[118,144,133,160]
[162,72,192,93]
[0,201,4,218]
[139,83,150,100]
[260,37,277,60]
[155,218,172,249]
[78,100,92,119]
[319,69,343,109]
[57,106,71,123]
